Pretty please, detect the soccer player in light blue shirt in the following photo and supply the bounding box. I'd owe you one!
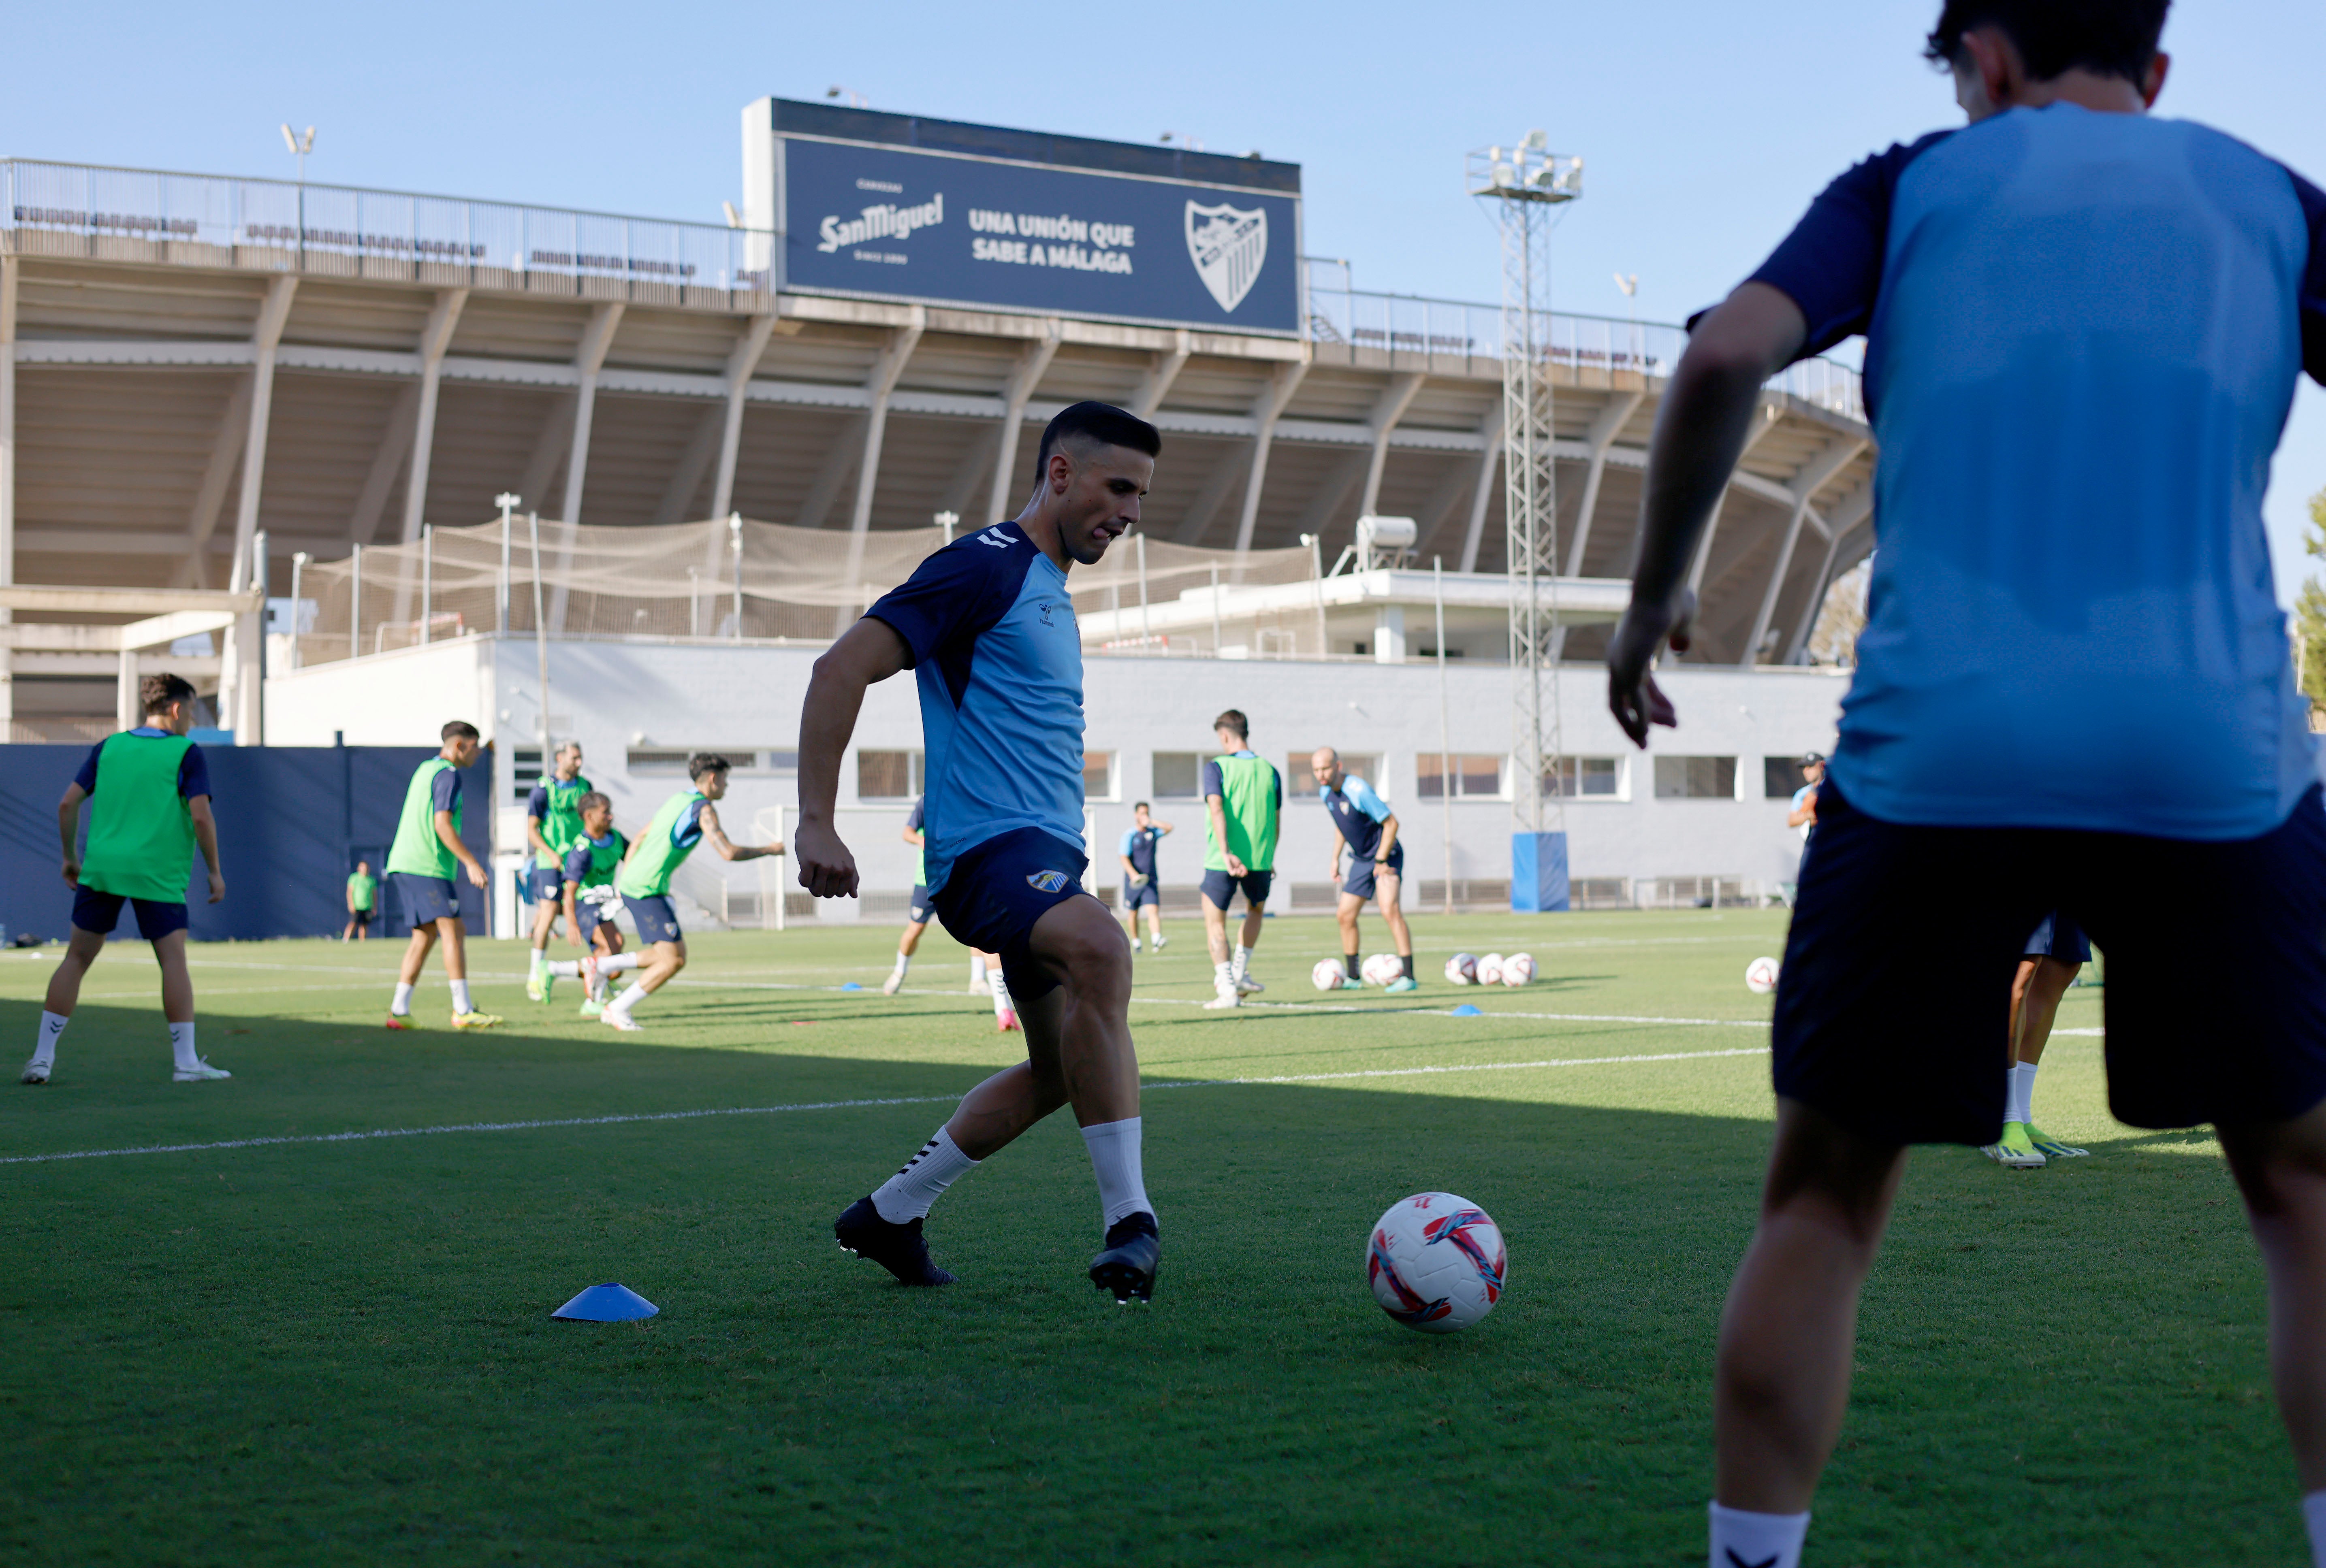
[1605,6,2326,1564]
[1116,801,1174,953]
[796,401,1166,1304]
[1312,747,1416,992]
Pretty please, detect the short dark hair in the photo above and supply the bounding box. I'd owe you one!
[576,791,611,816]
[1923,0,2168,82]
[442,720,481,743]
[140,673,196,717]
[688,752,733,782]
[1035,401,1162,477]
[1134,800,1150,813]
[1213,709,1249,741]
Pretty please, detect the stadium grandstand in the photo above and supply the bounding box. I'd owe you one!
[0,98,1873,746]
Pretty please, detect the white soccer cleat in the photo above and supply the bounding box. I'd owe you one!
[1129,938,1142,953]
[1234,974,1265,995]
[969,978,991,996]
[20,1059,51,1085]
[881,970,906,996]
[1152,935,1168,950]
[1204,990,1242,1010]
[173,1059,232,1082]
[602,1010,645,1032]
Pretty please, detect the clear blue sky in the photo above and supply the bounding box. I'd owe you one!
[9,0,2323,597]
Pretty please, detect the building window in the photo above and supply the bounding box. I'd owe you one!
[511,746,544,802]
[1543,756,1622,798]
[628,747,783,777]
[1083,751,1117,801]
[858,749,924,800]
[1151,752,1204,799]
[1764,757,1813,799]
[1417,753,1506,800]
[1288,752,1381,797]
[1654,756,1738,799]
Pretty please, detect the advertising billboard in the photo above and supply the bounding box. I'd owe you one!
[770,110,1302,337]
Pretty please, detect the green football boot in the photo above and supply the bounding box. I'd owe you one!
[2026,1123,2089,1158]
[1981,1121,2046,1169]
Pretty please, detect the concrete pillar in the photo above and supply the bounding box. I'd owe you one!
[220,274,298,736]
[709,313,777,522]
[546,303,625,633]
[839,309,926,605]
[1374,603,1407,664]
[985,320,1062,526]
[116,648,139,733]
[1233,358,1308,555]
[0,256,16,730]
[398,288,468,543]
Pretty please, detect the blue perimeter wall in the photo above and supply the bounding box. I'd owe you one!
[0,744,495,943]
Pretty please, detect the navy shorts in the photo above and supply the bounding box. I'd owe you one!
[386,871,460,928]
[1122,876,1160,911]
[349,906,373,927]
[929,827,1091,1004]
[1774,782,2326,1144]
[2025,910,2092,966]
[1340,845,1405,901]
[1200,868,1274,910]
[626,893,683,946]
[908,884,934,926]
[573,897,615,946]
[528,865,566,901]
[72,885,188,941]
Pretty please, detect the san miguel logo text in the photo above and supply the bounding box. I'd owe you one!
[818,194,944,253]
[1184,201,1267,313]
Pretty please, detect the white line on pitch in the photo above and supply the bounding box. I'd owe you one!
[0,1046,1769,1167]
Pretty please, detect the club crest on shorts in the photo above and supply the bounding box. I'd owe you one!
[1026,869,1070,894]
[1184,201,1267,313]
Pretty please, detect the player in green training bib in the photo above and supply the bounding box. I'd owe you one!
[382,720,501,1030]
[25,673,229,1086]
[600,752,783,1031]
[342,861,377,942]
[523,741,593,1003]
[538,792,639,1016]
[1199,708,1281,1010]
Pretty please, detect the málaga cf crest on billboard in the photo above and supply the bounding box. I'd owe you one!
[1183,202,1268,315]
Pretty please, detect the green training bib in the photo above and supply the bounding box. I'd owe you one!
[79,731,198,903]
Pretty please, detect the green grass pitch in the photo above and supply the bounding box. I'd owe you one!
[0,910,2294,1564]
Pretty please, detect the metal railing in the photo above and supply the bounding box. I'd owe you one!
[1,158,773,309]
[1302,258,1864,422]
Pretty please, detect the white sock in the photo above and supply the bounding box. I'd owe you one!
[893,952,911,976]
[1233,944,1253,980]
[391,981,415,1016]
[990,970,1014,1015]
[598,953,640,975]
[546,960,581,978]
[970,955,988,986]
[31,1011,67,1067]
[1130,935,1141,951]
[169,1021,198,1073]
[1081,1117,1153,1229]
[1708,1502,1810,1568]
[1214,960,1236,995]
[607,983,646,1018]
[449,978,474,1015]
[529,947,546,976]
[2010,1060,2040,1125]
[869,1126,980,1223]
[2301,1489,2326,1568]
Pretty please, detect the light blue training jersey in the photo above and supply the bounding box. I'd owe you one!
[865,523,1086,894]
[1750,103,2326,840]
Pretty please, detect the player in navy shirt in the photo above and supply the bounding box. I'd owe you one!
[798,401,1165,1304]
[1603,7,2326,1564]
[1116,801,1174,953]
[1311,747,1415,992]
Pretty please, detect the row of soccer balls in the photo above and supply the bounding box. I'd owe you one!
[1308,952,1539,991]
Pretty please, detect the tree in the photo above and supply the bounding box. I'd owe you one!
[2299,485,2326,711]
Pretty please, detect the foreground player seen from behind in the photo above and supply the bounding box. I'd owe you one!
[796,400,1163,1303]
[27,673,228,1085]
[1605,5,2326,1565]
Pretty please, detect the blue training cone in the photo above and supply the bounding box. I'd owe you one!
[1450,1003,1484,1017]
[840,981,863,991]
[552,1283,659,1321]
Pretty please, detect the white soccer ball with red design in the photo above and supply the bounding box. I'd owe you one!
[1444,952,1478,985]
[1312,958,1347,992]
[1500,952,1535,987]
[1361,952,1403,987]
[1476,953,1505,986]
[1745,956,1781,995]
[1366,1191,1507,1334]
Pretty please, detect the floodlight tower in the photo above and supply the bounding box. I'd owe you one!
[1467,130,1581,911]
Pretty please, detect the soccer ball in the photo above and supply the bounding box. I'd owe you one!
[1366,1192,1507,1334]
[1312,958,1347,992]
[1745,956,1781,995]
[1361,952,1403,987]
[1477,952,1505,986]
[1500,952,1535,987]
[1444,952,1478,985]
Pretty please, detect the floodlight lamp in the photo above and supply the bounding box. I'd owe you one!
[1492,162,1515,188]
[1522,129,1548,152]
[280,124,297,155]
[1487,145,1503,164]
[721,200,741,228]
